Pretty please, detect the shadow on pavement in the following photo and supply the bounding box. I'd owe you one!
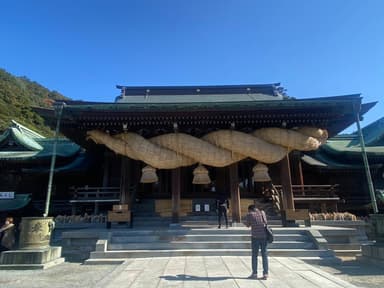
[160,274,249,281]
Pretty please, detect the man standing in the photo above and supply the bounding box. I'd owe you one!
[216,193,229,228]
[244,204,269,280]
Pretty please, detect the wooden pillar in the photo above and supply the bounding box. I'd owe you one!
[290,152,304,185]
[120,157,132,208]
[297,156,304,187]
[102,151,110,187]
[280,155,295,210]
[229,163,241,223]
[290,151,305,195]
[132,160,141,201]
[97,151,110,215]
[172,168,181,223]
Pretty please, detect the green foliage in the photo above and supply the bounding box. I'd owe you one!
[0,68,71,135]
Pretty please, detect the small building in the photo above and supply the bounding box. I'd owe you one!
[0,120,95,215]
[301,117,384,214]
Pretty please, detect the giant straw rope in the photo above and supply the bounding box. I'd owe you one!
[87,127,328,169]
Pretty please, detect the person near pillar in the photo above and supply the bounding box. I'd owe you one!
[216,193,229,228]
[244,205,269,280]
[0,216,16,252]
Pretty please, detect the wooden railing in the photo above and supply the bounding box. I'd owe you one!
[70,186,120,202]
[273,184,340,212]
[69,186,121,214]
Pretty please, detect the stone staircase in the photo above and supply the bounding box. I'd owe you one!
[85,218,335,264]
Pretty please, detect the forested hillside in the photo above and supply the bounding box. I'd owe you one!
[0,68,70,136]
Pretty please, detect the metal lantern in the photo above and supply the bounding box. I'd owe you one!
[192,164,211,184]
[252,163,271,182]
[140,165,158,183]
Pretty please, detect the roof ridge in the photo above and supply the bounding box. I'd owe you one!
[11,120,45,139]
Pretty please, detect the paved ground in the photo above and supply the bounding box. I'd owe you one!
[312,257,384,288]
[1,256,383,288]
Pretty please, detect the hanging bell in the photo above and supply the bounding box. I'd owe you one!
[252,163,271,182]
[140,165,158,183]
[192,164,211,184]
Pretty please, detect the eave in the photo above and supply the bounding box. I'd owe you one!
[35,94,374,149]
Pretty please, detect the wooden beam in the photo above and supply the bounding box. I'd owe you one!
[290,151,305,194]
[102,150,110,188]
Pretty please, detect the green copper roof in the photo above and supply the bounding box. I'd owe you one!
[116,83,282,98]
[35,139,81,158]
[61,94,361,112]
[0,120,81,160]
[10,120,45,139]
[303,117,384,169]
[22,152,93,173]
[0,128,43,151]
[322,138,384,156]
[320,117,384,158]
[302,151,382,170]
[359,117,384,146]
[0,151,39,160]
[115,93,283,103]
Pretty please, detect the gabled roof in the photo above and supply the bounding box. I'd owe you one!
[114,83,285,103]
[0,120,44,151]
[22,151,93,174]
[116,83,282,95]
[303,117,384,169]
[358,117,384,146]
[9,120,45,139]
[0,120,81,161]
[320,117,384,157]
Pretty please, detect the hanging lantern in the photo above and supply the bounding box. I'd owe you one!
[192,164,211,184]
[252,163,271,182]
[140,165,158,183]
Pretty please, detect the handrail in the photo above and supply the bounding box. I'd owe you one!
[70,186,120,201]
[273,184,339,197]
[70,186,120,192]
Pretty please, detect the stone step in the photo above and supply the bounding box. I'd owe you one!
[334,250,362,257]
[84,258,126,265]
[85,255,340,266]
[108,241,315,250]
[327,243,362,251]
[109,227,307,236]
[126,217,285,228]
[180,219,283,225]
[89,248,334,259]
[110,233,309,243]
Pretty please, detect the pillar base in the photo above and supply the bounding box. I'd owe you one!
[0,246,64,270]
[359,243,384,265]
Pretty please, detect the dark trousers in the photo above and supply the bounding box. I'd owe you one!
[251,238,269,276]
[218,206,228,227]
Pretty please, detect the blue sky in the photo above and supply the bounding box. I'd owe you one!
[1,0,383,133]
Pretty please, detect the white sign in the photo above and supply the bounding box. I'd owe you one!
[204,204,210,212]
[0,192,15,199]
[195,204,201,212]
